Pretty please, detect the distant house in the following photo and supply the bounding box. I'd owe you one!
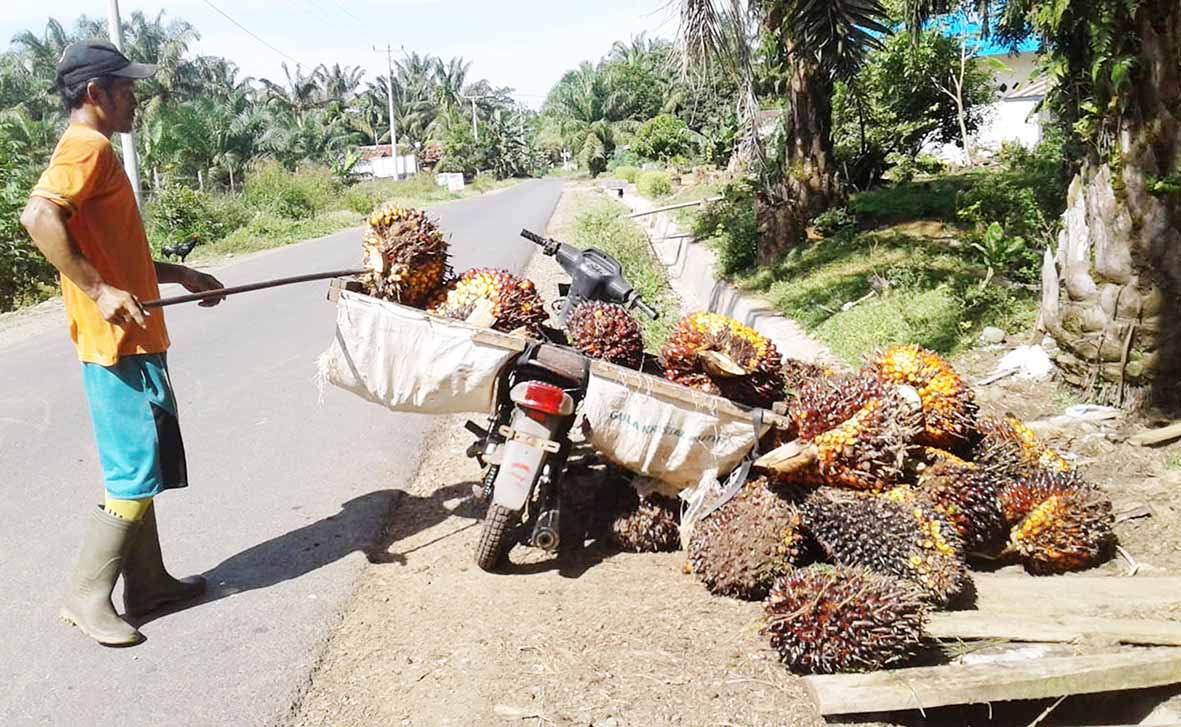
[927,17,1045,163]
[352,144,418,180]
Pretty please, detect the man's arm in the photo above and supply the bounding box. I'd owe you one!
[154,261,225,307]
[20,197,147,328]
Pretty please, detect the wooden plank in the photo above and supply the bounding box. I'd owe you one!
[928,612,1181,646]
[1128,421,1181,446]
[973,574,1181,615]
[804,647,1181,716]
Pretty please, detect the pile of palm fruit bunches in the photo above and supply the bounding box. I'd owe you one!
[360,207,1115,675]
[610,341,1117,676]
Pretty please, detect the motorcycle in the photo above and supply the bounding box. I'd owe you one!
[465,228,658,572]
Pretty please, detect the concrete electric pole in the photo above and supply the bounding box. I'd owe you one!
[462,95,492,142]
[105,0,145,209]
[376,44,400,178]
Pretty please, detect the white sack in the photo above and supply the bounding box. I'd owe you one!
[317,291,521,415]
[581,361,764,494]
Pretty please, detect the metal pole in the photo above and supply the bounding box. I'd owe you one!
[105,0,144,210]
[470,97,479,142]
[380,44,399,178]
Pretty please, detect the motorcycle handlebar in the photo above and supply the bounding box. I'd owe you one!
[633,299,659,320]
[520,228,547,246]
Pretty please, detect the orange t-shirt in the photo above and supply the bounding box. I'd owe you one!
[32,124,169,366]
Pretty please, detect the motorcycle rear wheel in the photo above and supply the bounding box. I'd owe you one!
[475,503,518,572]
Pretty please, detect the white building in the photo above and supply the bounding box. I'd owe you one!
[926,20,1046,164]
[352,144,418,180]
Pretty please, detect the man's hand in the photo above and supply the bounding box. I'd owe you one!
[180,267,226,307]
[95,283,148,328]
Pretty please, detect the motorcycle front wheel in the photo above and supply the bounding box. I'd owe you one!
[475,503,519,572]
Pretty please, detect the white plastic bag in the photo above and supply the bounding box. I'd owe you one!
[581,360,766,495]
[316,290,523,415]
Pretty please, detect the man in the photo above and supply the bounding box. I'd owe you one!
[20,40,225,646]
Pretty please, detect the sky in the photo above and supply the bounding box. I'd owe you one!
[3,0,680,107]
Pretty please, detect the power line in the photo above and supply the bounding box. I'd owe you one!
[199,0,306,68]
[321,0,369,28]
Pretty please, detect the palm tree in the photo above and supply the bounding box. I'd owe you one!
[434,56,471,113]
[543,61,636,175]
[314,63,366,106]
[972,0,1181,406]
[123,10,199,105]
[677,0,890,262]
[261,62,322,117]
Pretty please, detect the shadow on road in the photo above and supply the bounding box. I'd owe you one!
[131,484,481,626]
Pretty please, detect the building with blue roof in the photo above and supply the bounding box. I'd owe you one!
[926,13,1047,163]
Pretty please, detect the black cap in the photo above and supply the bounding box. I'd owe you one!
[56,40,157,88]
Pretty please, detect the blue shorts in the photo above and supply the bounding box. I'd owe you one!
[81,353,188,499]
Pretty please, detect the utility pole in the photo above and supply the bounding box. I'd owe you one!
[463,94,491,142]
[105,0,144,209]
[376,44,400,178]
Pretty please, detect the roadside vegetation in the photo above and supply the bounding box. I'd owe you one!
[537,12,1072,367]
[0,13,547,312]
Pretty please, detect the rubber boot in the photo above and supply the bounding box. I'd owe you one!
[122,503,206,617]
[60,507,144,646]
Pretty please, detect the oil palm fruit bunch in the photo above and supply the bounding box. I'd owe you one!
[687,477,808,600]
[567,302,644,369]
[361,204,449,306]
[781,358,834,395]
[763,566,927,674]
[660,313,785,408]
[805,489,968,606]
[808,386,925,492]
[914,458,1006,553]
[974,414,1072,476]
[760,385,924,493]
[789,372,886,441]
[609,493,681,552]
[867,344,977,450]
[427,268,547,334]
[996,466,1088,526]
[1007,485,1115,574]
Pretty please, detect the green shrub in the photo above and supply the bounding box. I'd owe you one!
[811,207,857,237]
[608,148,644,171]
[915,154,946,175]
[146,185,250,254]
[636,171,672,199]
[970,222,1028,281]
[342,184,384,215]
[615,166,639,184]
[632,114,693,161]
[242,160,339,219]
[848,177,966,222]
[691,182,758,275]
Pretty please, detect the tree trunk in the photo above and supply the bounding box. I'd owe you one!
[1041,2,1181,409]
[755,62,840,264]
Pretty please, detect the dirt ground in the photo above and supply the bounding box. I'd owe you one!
[286,186,1181,727]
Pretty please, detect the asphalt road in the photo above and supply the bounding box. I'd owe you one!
[0,178,562,727]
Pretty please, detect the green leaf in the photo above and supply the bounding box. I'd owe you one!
[1110,57,1134,91]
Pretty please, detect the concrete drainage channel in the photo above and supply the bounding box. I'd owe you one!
[614,185,839,368]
